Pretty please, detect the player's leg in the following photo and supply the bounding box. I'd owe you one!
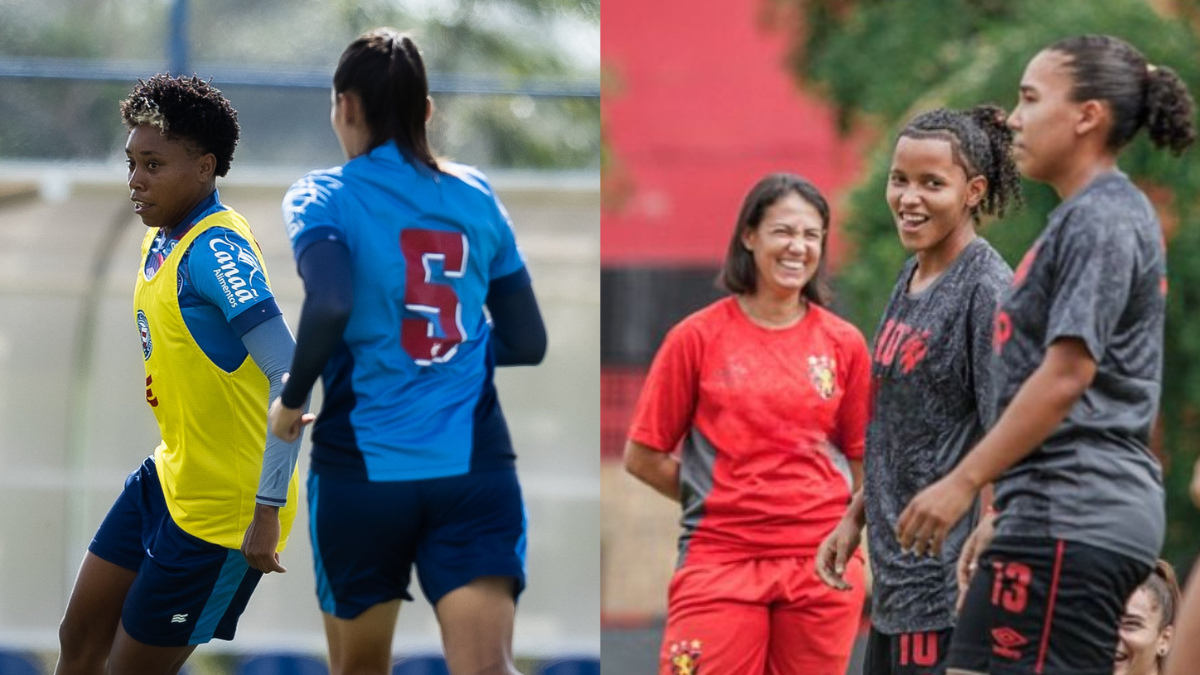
[435,577,520,675]
[415,469,528,675]
[54,554,138,675]
[658,561,771,675]
[106,627,195,675]
[56,460,153,675]
[309,472,420,675]
[322,600,402,675]
[109,460,265,675]
[766,555,865,675]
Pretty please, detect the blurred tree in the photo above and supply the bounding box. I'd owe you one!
[0,0,598,169]
[780,0,1200,567]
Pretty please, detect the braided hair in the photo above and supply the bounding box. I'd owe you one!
[1048,34,1195,156]
[898,104,1023,221]
[119,74,240,178]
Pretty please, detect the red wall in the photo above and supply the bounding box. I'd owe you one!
[602,0,865,266]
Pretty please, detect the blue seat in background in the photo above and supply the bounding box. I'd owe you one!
[535,657,600,675]
[236,653,330,675]
[391,654,450,675]
[0,652,42,675]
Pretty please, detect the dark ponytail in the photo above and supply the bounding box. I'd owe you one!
[1049,34,1196,156]
[898,104,1023,220]
[334,28,440,172]
[1145,65,1196,155]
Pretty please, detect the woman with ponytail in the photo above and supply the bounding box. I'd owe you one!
[272,28,547,675]
[897,34,1195,674]
[816,104,1020,675]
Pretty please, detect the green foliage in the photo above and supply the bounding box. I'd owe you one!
[789,0,1200,566]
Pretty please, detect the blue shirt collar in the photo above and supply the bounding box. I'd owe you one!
[164,189,225,239]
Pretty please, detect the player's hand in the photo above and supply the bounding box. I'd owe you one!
[241,503,286,574]
[1190,457,1200,509]
[816,515,862,591]
[896,471,977,559]
[956,510,996,612]
[269,385,315,443]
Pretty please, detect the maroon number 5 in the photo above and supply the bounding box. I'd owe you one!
[401,229,468,365]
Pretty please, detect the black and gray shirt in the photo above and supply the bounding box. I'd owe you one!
[864,237,1012,634]
[992,171,1166,566]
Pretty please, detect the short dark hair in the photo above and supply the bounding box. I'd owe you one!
[119,74,240,177]
[899,104,1023,221]
[1048,34,1195,156]
[334,27,439,172]
[719,173,831,306]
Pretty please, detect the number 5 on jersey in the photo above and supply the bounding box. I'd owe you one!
[401,229,468,365]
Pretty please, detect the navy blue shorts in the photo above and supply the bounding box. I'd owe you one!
[88,457,263,647]
[309,468,527,619]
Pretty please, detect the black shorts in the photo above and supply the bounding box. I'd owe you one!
[946,536,1150,675]
[863,627,952,675]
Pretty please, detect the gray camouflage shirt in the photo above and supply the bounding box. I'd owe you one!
[864,237,1012,634]
[992,171,1166,566]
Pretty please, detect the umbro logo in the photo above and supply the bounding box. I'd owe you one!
[171,614,188,624]
[991,626,1028,660]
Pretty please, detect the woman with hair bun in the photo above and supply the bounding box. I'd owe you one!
[273,28,547,675]
[817,103,1020,675]
[898,34,1195,675]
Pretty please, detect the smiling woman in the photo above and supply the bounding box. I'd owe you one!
[623,173,871,675]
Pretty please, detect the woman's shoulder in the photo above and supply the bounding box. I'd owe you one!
[808,303,868,348]
[668,297,739,338]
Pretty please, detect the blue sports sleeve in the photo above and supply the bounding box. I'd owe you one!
[486,269,546,366]
[485,187,527,282]
[282,171,347,262]
[241,314,303,506]
[279,239,354,409]
[186,228,277,325]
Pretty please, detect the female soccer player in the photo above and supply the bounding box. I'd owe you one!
[624,173,871,675]
[1115,561,1178,675]
[896,34,1195,674]
[269,29,547,675]
[816,104,1019,675]
[55,75,302,675]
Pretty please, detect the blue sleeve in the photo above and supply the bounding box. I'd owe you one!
[488,196,527,281]
[279,239,354,409]
[240,314,303,506]
[185,228,276,326]
[487,269,546,366]
[282,170,347,262]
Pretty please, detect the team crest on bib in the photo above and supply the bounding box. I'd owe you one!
[137,310,152,360]
[807,355,836,400]
[668,639,702,675]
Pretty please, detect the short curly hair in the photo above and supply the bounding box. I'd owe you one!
[120,74,240,177]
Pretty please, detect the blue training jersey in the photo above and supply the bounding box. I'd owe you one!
[282,141,530,481]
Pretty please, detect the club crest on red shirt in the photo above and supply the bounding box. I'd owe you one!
[668,639,702,675]
[807,355,837,400]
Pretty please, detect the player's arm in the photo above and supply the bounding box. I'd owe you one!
[623,439,680,502]
[272,238,353,442]
[486,269,546,366]
[240,316,303,574]
[897,337,1095,555]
